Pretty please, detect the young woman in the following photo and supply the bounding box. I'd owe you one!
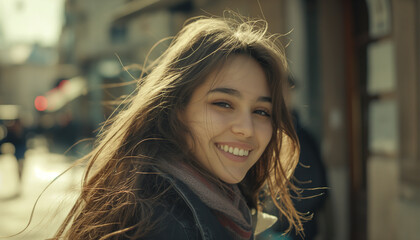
[53,15,304,240]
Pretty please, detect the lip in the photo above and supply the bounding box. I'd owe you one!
[216,147,249,162]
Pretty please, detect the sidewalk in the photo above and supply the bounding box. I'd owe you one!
[0,148,83,239]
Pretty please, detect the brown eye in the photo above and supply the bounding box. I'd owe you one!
[254,109,271,117]
[212,102,232,109]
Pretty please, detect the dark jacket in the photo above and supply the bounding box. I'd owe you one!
[143,173,254,240]
[261,112,328,240]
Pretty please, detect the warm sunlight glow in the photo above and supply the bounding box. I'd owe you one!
[0,0,65,46]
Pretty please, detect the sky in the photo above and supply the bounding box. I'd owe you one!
[0,0,65,47]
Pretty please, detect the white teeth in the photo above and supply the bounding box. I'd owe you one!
[233,148,239,155]
[218,144,250,157]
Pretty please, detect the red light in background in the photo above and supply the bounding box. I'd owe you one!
[34,96,48,111]
[58,79,69,88]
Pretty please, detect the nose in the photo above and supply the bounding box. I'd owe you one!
[231,112,254,138]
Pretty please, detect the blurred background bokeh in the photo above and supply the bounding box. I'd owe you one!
[0,0,419,239]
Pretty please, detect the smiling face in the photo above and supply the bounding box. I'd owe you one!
[181,55,273,184]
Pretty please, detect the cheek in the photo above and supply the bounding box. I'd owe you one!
[185,109,220,149]
[257,122,273,148]
[198,108,230,134]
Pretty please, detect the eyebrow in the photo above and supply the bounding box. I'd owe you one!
[207,87,272,103]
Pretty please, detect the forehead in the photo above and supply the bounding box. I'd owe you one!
[204,55,270,97]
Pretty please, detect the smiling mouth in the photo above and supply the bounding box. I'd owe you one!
[216,144,250,157]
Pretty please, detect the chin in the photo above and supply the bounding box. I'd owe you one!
[220,174,245,184]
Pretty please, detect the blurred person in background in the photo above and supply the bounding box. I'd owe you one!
[50,13,309,240]
[0,142,20,199]
[258,78,328,240]
[0,119,26,161]
[0,119,27,186]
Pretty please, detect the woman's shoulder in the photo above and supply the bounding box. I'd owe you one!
[139,173,201,239]
[137,169,231,240]
[145,197,201,239]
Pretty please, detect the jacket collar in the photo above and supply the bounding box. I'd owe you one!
[164,174,234,240]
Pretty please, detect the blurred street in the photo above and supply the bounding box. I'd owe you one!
[0,141,83,239]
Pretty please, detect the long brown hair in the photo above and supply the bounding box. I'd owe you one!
[53,14,304,239]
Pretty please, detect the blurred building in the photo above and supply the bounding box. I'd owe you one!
[58,0,185,127]
[0,0,88,156]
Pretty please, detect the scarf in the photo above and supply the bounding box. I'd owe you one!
[161,161,253,240]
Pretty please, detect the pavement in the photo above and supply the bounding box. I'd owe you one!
[0,148,83,240]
